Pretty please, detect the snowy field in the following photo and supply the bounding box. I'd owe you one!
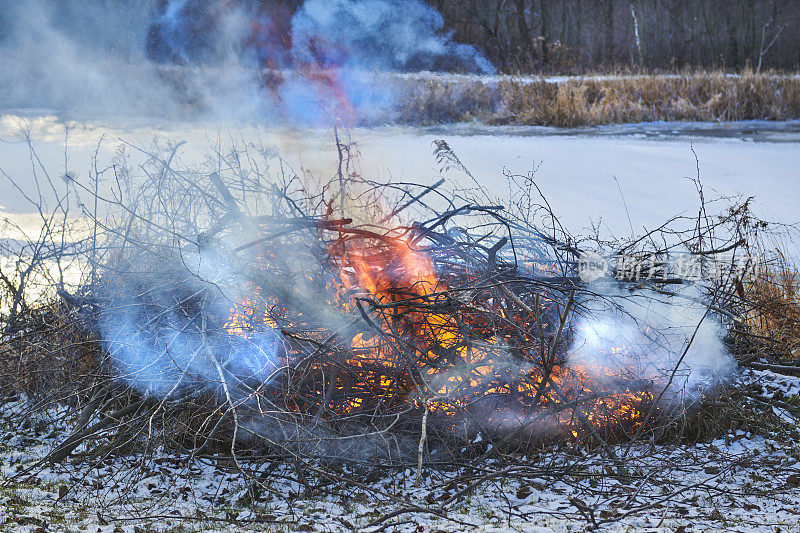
[2,115,799,236]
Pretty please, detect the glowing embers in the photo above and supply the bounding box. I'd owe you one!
[224,284,280,335]
[222,224,653,441]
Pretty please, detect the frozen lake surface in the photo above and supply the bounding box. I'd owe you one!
[1,115,798,241]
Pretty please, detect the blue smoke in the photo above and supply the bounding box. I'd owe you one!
[290,0,493,74]
[144,0,494,123]
[97,251,282,399]
[148,0,493,74]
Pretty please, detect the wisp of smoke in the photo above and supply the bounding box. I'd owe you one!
[0,0,173,118]
[290,0,493,73]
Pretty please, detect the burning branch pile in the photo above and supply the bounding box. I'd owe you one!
[0,136,741,473]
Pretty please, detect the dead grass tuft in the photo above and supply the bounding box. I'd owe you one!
[744,251,800,359]
[395,77,497,124]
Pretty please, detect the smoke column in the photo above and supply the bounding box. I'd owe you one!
[0,0,493,123]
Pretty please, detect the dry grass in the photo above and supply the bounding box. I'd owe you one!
[0,304,103,400]
[744,251,800,359]
[395,77,497,124]
[396,71,800,127]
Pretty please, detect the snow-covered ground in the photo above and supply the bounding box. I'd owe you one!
[0,367,798,532]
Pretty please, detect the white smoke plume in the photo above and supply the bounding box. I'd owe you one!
[0,0,171,118]
[570,281,737,403]
[290,0,493,73]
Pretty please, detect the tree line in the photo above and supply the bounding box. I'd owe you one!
[429,0,799,73]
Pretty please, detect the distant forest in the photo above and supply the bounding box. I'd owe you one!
[431,0,799,73]
[144,0,799,73]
